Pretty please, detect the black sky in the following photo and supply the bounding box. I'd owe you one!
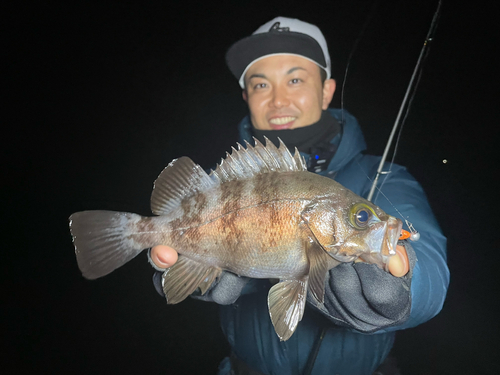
[3,1,499,374]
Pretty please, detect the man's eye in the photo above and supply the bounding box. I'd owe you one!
[254,83,267,89]
[290,78,301,84]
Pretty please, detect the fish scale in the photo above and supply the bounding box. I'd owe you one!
[155,173,325,277]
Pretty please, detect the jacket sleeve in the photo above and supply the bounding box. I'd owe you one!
[310,161,449,333]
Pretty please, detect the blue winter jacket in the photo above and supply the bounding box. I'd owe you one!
[217,109,449,375]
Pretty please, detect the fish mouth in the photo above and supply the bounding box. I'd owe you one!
[325,215,403,269]
[381,216,403,270]
[324,214,403,272]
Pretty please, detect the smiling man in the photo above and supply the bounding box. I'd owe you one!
[243,55,335,131]
[149,17,448,375]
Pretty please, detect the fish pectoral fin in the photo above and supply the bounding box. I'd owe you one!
[162,256,221,304]
[331,253,358,262]
[306,240,330,305]
[268,277,308,341]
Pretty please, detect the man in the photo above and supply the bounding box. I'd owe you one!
[149,17,449,374]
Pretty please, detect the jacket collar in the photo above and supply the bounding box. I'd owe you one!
[237,108,367,174]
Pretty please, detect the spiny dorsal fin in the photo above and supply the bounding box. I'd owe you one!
[209,137,306,184]
[151,157,217,215]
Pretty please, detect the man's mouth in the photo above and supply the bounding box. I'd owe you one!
[268,116,297,129]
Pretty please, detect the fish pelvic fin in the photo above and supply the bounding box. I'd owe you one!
[151,157,217,215]
[69,211,154,280]
[162,256,222,304]
[268,277,308,341]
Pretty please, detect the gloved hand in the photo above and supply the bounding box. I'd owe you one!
[307,241,417,333]
[149,246,250,305]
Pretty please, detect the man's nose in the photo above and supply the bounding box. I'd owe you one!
[270,87,290,108]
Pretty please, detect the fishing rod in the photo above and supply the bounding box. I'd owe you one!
[366,0,443,202]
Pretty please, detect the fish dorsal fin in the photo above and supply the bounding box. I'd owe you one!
[151,157,217,215]
[151,138,305,215]
[209,137,307,184]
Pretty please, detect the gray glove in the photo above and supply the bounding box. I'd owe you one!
[307,240,417,333]
[190,271,250,305]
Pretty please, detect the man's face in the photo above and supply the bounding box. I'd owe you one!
[243,55,336,130]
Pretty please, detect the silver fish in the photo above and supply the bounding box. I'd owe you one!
[69,138,402,341]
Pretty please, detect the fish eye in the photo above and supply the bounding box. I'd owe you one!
[356,209,370,226]
[350,204,374,229]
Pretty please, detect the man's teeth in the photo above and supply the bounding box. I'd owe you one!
[269,117,296,125]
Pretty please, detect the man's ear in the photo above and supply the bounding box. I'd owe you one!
[242,89,248,102]
[322,79,336,110]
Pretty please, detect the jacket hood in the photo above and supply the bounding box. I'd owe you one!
[237,108,367,173]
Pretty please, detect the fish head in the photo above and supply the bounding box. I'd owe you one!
[304,194,402,272]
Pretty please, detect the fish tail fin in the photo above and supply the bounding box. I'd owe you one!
[69,210,153,280]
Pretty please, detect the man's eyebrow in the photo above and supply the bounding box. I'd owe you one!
[247,73,267,80]
[246,67,307,83]
[286,67,307,74]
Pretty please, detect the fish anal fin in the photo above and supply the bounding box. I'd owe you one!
[162,256,221,304]
[306,239,331,304]
[267,277,308,341]
[198,268,221,295]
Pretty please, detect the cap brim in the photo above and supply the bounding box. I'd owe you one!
[226,31,326,87]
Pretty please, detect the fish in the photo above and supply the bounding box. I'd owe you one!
[69,138,402,341]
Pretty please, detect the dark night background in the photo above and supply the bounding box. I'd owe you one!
[3,1,498,374]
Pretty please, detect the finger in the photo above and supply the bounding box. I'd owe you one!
[388,245,409,277]
[150,245,178,269]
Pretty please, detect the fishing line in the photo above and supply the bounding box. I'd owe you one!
[338,0,421,240]
[364,1,441,241]
[375,66,425,201]
[338,1,442,241]
[355,159,418,239]
[340,0,379,127]
[366,0,442,202]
